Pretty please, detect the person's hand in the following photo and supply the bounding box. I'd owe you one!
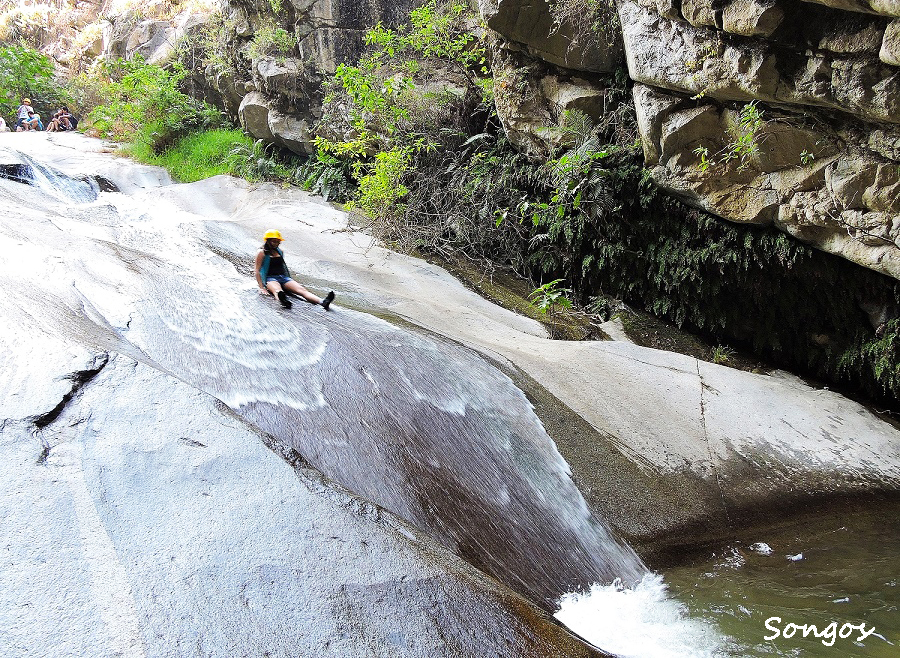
[258,287,270,295]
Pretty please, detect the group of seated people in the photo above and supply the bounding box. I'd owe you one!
[1,98,77,133]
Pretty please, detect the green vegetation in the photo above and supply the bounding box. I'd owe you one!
[0,45,71,123]
[88,57,226,152]
[694,101,763,172]
[126,128,255,182]
[224,138,293,182]
[246,22,295,61]
[711,345,735,365]
[314,0,488,243]
[528,279,574,338]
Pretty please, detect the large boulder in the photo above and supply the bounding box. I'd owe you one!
[478,0,624,72]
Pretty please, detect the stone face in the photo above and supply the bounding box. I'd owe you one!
[620,0,900,124]
[238,91,276,141]
[634,80,900,277]
[681,0,718,28]
[723,0,785,36]
[491,41,618,157]
[800,0,900,18]
[882,18,900,64]
[620,0,900,280]
[239,91,319,155]
[478,0,624,72]
[268,108,316,154]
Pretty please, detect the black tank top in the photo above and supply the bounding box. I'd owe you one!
[267,253,286,277]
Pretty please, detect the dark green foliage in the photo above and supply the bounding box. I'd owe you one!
[293,151,355,202]
[457,139,900,403]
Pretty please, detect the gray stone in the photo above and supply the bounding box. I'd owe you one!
[478,0,623,73]
[639,0,681,19]
[633,83,681,165]
[254,56,305,97]
[722,0,785,37]
[268,109,316,154]
[238,91,276,141]
[631,79,900,276]
[881,18,900,65]
[619,0,900,124]
[800,0,900,19]
[816,17,884,54]
[125,19,176,64]
[681,0,718,28]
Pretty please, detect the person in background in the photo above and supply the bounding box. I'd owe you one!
[255,229,335,310]
[0,116,8,132]
[46,107,76,132]
[14,98,33,130]
[21,111,43,131]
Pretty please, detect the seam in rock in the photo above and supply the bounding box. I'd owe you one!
[31,353,110,462]
[696,358,733,526]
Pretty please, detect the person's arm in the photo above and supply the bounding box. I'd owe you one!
[254,250,268,293]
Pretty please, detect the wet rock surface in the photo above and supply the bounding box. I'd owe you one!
[0,133,616,655]
[4,133,900,652]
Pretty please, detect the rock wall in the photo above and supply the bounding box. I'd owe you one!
[208,0,425,154]
[620,0,900,280]
[477,0,900,280]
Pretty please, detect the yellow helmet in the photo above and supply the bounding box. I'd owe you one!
[263,229,283,240]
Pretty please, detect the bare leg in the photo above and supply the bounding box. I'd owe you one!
[266,281,292,308]
[283,279,322,304]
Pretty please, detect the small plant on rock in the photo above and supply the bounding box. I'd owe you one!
[528,279,573,337]
[711,344,735,365]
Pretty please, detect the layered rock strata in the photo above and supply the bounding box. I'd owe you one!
[619,0,900,279]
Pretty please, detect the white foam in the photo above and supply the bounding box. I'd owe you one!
[554,573,724,658]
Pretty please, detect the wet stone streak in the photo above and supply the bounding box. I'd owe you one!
[695,358,734,528]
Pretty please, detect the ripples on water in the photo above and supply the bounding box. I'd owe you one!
[661,503,900,657]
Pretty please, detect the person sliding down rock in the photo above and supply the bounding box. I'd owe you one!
[255,229,335,310]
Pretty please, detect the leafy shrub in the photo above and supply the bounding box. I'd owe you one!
[293,151,355,201]
[246,22,296,61]
[224,139,291,182]
[88,57,226,151]
[314,0,489,245]
[0,45,71,124]
[351,146,413,223]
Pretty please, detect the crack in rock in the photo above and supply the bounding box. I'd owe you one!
[31,353,110,463]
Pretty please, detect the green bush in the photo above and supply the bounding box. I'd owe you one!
[0,45,71,125]
[293,151,355,201]
[223,138,292,183]
[88,57,226,152]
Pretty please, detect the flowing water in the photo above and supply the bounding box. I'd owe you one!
[0,137,644,611]
[4,136,897,656]
[554,502,900,657]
